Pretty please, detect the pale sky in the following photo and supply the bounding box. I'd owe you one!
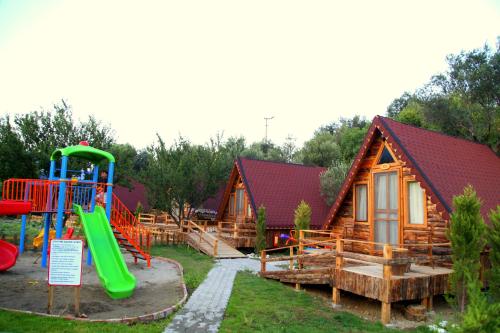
[0,0,499,149]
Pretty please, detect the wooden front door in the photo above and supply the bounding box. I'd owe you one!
[373,171,399,246]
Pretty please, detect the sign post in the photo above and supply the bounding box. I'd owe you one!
[48,239,83,316]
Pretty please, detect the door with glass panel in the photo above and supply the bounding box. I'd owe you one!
[373,171,399,246]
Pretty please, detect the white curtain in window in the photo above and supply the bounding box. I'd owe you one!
[389,172,398,209]
[356,185,367,221]
[408,182,424,224]
[375,174,387,209]
[236,189,244,214]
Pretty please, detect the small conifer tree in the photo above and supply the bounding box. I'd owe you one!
[447,185,486,313]
[487,206,500,302]
[255,206,266,254]
[294,201,311,238]
[135,201,144,218]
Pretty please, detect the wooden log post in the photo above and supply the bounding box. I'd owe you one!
[213,239,218,257]
[298,230,304,270]
[333,238,343,305]
[261,250,266,273]
[289,247,294,270]
[335,238,343,269]
[381,244,392,325]
[421,296,433,311]
[47,285,54,314]
[74,286,81,317]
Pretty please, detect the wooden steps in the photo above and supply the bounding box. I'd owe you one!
[185,221,246,259]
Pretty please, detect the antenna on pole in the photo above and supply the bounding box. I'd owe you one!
[264,116,274,144]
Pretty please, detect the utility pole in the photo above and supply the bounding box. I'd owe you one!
[264,116,274,144]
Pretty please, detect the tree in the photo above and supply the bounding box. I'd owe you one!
[319,160,351,205]
[13,100,115,175]
[108,143,139,187]
[255,206,266,254]
[447,185,486,313]
[0,116,36,182]
[294,200,311,235]
[300,132,340,167]
[143,136,226,223]
[387,43,500,153]
[241,141,286,162]
[281,135,299,163]
[487,206,500,302]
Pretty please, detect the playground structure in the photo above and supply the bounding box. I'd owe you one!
[0,143,151,299]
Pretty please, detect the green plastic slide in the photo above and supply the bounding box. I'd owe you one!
[74,204,136,299]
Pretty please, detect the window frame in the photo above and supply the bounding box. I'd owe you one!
[353,182,369,223]
[404,179,428,228]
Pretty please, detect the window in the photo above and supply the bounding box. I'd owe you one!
[236,188,244,215]
[408,181,425,225]
[229,193,235,216]
[354,184,368,221]
[377,146,395,164]
[247,203,252,217]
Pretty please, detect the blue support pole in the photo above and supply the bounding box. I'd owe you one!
[87,165,99,266]
[55,156,68,238]
[19,215,27,254]
[105,162,114,221]
[90,165,99,212]
[42,160,56,268]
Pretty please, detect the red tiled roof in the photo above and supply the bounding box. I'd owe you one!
[235,158,329,229]
[114,180,150,213]
[324,116,500,226]
[201,184,226,211]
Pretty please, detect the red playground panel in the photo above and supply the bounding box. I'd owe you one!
[0,239,19,272]
[0,200,32,216]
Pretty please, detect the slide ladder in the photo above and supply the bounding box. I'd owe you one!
[108,193,151,267]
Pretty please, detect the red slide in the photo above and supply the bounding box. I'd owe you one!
[0,240,19,272]
[0,200,32,272]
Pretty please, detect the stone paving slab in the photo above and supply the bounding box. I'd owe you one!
[164,258,284,333]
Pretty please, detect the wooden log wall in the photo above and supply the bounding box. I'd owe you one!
[328,134,449,257]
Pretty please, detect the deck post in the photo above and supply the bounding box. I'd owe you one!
[382,244,393,324]
[260,250,266,273]
[421,296,433,311]
[213,239,218,257]
[335,238,343,269]
[332,287,340,305]
[298,230,304,270]
[381,302,391,325]
[289,247,294,270]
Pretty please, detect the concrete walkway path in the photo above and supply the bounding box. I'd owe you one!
[164,258,284,333]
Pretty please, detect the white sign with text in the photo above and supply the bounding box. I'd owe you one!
[48,239,83,286]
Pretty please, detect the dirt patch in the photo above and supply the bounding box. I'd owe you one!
[295,284,455,329]
[0,251,184,320]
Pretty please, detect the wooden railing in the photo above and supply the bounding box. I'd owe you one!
[110,193,151,266]
[260,232,452,274]
[185,220,219,257]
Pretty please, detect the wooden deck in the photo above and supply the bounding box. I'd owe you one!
[260,231,453,324]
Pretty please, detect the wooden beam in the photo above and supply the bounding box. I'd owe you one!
[261,250,266,273]
[332,287,340,305]
[381,302,391,324]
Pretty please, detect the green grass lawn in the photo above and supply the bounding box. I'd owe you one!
[0,310,171,333]
[220,272,430,333]
[151,244,214,292]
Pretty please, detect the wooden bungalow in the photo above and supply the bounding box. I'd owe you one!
[260,116,499,324]
[216,157,330,248]
[323,115,500,251]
